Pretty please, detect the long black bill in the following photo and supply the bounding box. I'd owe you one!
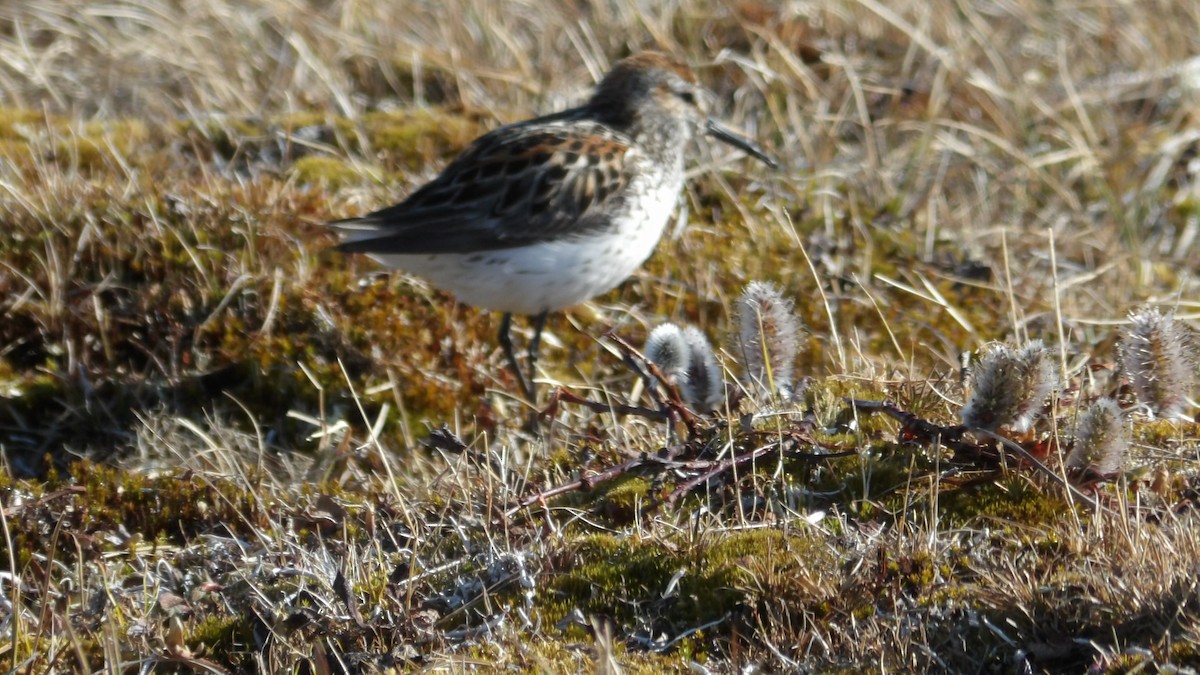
[705,118,779,169]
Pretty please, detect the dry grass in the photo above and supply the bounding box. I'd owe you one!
[2,0,1200,672]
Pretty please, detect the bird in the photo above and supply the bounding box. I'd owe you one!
[331,51,777,402]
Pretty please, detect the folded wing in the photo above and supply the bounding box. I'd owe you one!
[333,119,634,254]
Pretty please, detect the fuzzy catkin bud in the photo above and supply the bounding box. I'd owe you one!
[737,281,801,400]
[645,324,688,380]
[961,340,1058,432]
[1066,398,1128,476]
[681,326,724,413]
[644,323,724,413]
[1118,307,1195,420]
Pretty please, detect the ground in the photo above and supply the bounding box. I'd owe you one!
[2,1,1200,672]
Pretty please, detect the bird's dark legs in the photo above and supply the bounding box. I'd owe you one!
[498,312,532,402]
[497,311,550,404]
[527,310,549,397]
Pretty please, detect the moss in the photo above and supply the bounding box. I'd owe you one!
[937,474,1072,529]
[173,115,267,155]
[804,377,901,436]
[275,111,333,132]
[0,107,152,172]
[1133,418,1199,449]
[806,436,940,521]
[882,551,937,593]
[77,118,151,162]
[356,108,483,169]
[465,637,700,674]
[1167,639,1200,666]
[544,529,834,643]
[290,155,362,189]
[543,447,578,474]
[189,614,254,667]
[54,461,262,547]
[0,107,47,140]
[545,534,674,624]
[589,474,652,522]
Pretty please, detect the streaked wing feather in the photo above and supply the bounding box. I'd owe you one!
[333,120,633,254]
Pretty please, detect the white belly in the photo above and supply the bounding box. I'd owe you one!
[373,172,683,315]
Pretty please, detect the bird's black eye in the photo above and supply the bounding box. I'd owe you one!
[678,90,696,105]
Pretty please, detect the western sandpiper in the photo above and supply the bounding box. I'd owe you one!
[333,51,776,401]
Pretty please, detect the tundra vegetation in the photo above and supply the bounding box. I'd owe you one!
[1,1,1200,672]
